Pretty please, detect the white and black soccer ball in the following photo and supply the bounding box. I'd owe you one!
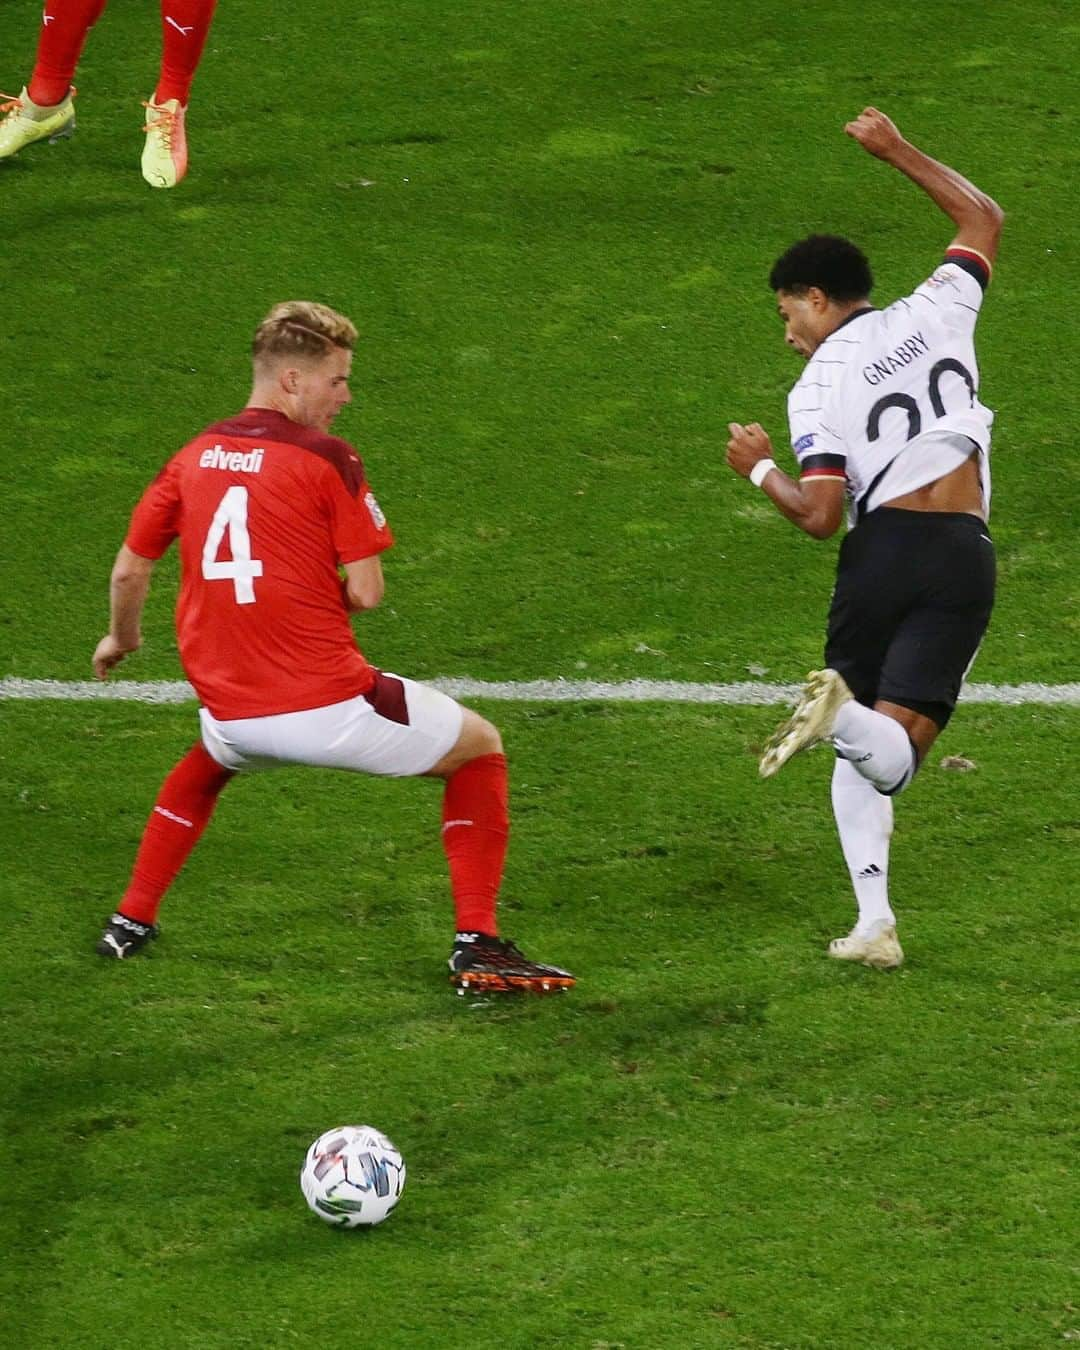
[300,1125,406,1228]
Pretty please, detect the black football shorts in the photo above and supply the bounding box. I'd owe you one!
[824,508,996,729]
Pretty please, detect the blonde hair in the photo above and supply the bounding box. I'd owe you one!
[252,301,358,367]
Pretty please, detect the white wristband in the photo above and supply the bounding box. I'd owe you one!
[749,458,777,489]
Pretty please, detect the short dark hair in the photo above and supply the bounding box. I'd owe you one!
[768,234,873,301]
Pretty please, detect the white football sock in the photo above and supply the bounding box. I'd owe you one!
[832,700,917,794]
[831,756,896,933]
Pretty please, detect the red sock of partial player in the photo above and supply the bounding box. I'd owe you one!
[118,743,233,925]
[441,753,509,936]
[154,0,218,105]
[27,0,108,107]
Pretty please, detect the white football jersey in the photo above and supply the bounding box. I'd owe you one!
[787,250,994,520]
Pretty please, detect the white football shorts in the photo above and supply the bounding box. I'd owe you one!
[198,672,464,777]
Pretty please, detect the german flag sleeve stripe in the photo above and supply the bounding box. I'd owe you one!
[945,247,992,292]
[799,453,846,480]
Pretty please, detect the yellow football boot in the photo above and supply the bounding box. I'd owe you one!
[0,87,76,160]
[759,667,855,778]
[141,95,187,188]
[828,920,904,971]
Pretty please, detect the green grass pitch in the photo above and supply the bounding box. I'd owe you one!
[2,1,1077,1346]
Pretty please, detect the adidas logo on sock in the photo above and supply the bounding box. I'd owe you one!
[856,864,884,880]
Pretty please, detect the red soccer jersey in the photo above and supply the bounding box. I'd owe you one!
[126,408,394,720]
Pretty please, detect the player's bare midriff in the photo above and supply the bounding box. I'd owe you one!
[881,451,985,519]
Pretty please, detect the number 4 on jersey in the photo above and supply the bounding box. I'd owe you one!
[201,485,263,604]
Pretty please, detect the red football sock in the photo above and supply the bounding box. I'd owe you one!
[154,0,218,106]
[441,753,509,936]
[118,743,233,925]
[27,0,108,107]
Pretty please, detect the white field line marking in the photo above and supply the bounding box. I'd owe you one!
[2,677,1079,706]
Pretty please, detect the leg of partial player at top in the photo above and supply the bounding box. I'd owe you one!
[27,0,108,107]
[142,0,219,188]
[154,0,218,105]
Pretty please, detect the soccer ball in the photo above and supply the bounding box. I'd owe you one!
[300,1124,406,1228]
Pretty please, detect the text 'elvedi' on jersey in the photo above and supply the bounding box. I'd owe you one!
[199,445,265,474]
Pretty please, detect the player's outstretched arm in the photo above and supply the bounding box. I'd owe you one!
[92,545,155,679]
[844,107,1004,265]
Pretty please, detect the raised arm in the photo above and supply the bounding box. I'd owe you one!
[844,108,1004,265]
[93,545,155,678]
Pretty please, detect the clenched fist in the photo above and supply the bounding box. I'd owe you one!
[844,107,906,161]
[726,422,774,479]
